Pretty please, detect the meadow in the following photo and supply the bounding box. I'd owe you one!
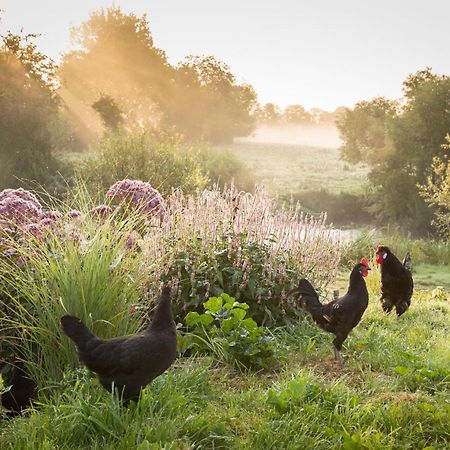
[226,141,369,195]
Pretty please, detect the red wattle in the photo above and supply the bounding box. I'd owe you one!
[376,254,382,264]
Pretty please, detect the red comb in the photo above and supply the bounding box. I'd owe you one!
[360,258,369,267]
[376,244,383,251]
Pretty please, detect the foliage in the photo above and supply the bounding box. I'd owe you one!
[0,31,61,190]
[418,135,450,238]
[92,95,124,132]
[60,7,256,143]
[181,293,279,371]
[0,190,149,387]
[174,55,257,143]
[140,186,342,325]
[81,130,209,197]
[337,69,450,233]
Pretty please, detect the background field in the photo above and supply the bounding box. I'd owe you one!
[225,141,369,195]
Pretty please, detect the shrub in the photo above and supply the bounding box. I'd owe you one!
[81,130,209,197]
[140,186,343,324]
[180,293,279,371]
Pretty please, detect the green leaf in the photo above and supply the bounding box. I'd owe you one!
[233,301,249,310]
[231,308,247,321]
[185,312,201,326]
[204,296,223,313]
[200,314,214,326]
[241,318,257,330]
[394,366,410,375]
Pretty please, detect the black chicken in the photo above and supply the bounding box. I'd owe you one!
[0,361,36,416]
[289,259,370,365]
[376,245,413,317]
[60,286,177,403]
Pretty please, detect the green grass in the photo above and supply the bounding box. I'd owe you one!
[221,142,369,195]
[1,289,449,449]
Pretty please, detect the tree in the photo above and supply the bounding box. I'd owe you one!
[60,8,257,143]
[256,103,281,124]
[173,56,257,143]
[282,104,311,124]
[92,95,124,132]
[0,30,61,188]
[337,69,450,233]
[60,7,171,134]
[418,135,450,238]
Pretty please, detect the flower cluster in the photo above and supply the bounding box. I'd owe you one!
[107,179,166,219]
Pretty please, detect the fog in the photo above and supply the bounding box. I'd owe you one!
[236,124,342,149]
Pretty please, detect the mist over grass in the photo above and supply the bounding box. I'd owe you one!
[236,124,342,149]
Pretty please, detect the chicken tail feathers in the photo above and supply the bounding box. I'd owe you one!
[402,252,412,272]
[60,315,96,348]
[289,279,327,324]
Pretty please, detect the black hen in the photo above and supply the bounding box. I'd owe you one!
[60,287,177,402]
[1,361,36,416]
[376,245,413,317]
[289,259,370,365]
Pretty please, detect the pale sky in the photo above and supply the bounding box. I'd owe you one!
[1,0,449,110]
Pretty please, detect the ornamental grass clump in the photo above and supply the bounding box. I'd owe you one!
[0,185,156,388]
[140,186,343,324]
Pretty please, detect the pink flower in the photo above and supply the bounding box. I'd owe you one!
[24,223,44,239]
[39,210,63,221]
[107,179,166,218]
[89,204,113,219]
[0,196,41,224]
[67,209,82,219]
[0,188,42,210]
[3,248,18,257]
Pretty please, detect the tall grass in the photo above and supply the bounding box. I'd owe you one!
[0,206,148,387]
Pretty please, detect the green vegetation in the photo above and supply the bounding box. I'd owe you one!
[1,286,449,449]
[181,293,279,371]
[225,141,368,195]
[337,69,450,235]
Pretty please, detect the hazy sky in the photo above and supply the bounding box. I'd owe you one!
[1,0,449,110]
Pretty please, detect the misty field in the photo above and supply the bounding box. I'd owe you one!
[227,141,369,195]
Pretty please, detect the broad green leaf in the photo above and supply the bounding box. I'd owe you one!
[185,312,201,326]
[204,296,223,313]
[231,308,247,321]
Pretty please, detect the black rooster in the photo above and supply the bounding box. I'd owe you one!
[289,259,370,365]
[376,245,413,317]
[60,286,177,403]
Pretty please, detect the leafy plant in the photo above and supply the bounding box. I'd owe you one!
[180,293,279,371]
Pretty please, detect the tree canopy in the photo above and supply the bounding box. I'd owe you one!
[337,69,450,233]
[60,7,257,143]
